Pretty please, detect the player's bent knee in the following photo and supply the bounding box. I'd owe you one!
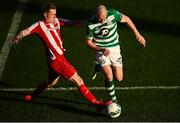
[116,75,123,82]
[106,76,113,82]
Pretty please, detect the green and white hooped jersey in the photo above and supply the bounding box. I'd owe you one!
[87,9,122,48]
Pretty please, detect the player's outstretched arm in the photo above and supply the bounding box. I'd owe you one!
[14,28,31,44]
[59,18,84,26]
[120,14,146,47]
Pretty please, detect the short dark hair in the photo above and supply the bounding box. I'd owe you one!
[42,3,56,13]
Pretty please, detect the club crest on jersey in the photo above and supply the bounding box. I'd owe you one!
[107,19,112,25]
[99,28,110,37]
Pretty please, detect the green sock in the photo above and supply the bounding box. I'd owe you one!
[105,80,117,102]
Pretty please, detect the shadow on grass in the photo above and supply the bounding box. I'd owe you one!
[0,90,107,119]
[0,80,15,88]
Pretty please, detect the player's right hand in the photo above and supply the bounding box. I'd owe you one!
[13,35,22,44]
[100,48,110,56]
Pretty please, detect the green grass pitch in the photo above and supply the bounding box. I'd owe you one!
[0,0,179,121]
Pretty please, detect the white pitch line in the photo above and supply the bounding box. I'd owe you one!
[0,0,27,78]
[0,86,179,92]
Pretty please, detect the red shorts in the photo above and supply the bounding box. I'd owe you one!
[50,55,77,80]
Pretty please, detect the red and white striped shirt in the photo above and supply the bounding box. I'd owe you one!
[28,18,67,60]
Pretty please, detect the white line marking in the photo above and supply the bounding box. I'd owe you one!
[0,0,27,78]
[0,86,179,92]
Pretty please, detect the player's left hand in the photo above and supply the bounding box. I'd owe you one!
[136,34,146,47]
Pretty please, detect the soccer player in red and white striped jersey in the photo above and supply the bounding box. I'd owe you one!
[14,3,112,112]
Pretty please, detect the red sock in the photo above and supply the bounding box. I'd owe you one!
[78,84,97,104]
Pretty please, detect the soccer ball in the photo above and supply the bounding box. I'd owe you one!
[106,102,121,118]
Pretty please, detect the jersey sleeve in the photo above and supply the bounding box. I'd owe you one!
[86,24,94,40]
[58,18,83,26]
[28,22,39,34]
[113,9,122,22]
[58,18,77,26]
[58,18,69,26]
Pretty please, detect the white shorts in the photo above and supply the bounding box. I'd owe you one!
[96,46,123,67]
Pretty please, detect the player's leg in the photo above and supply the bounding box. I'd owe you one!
[69,72,99,104]
[69,72,107,104]
[51,55,112,109]
[47,68,60,88]
[102,65,113,81]
[24,75,60,101]
[92,60,101,80]
[106,46,123,102]
[102,65,118,102]
[48,76,60,88]
[25,68,60,101]
[112,66,123,82]
[96,51,118,102]
[111,48,123,82]
[69,72,112,111]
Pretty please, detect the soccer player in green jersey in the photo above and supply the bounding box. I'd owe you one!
[86,5,146,102]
